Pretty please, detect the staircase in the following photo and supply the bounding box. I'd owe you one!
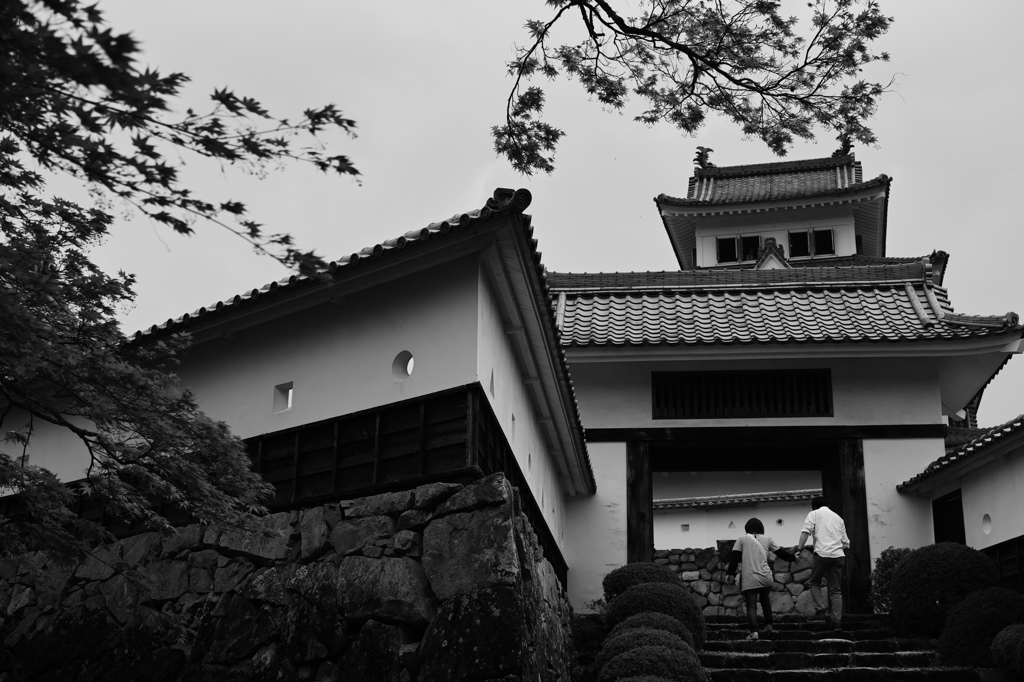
[701,614,986,681]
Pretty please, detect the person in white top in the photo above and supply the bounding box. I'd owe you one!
[726,518,796,639]
[797,496,850,629]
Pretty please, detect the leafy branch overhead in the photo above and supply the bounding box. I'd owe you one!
[0,0,359,560]
[494,0,893,175]
[1,0,359,276]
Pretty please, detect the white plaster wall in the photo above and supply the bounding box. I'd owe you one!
[961,446,1024,548]
[178,258,480,439]
[569,357,943,430]
[863,438,938,563]
[654,502,811,550]
[564,442,628,611]
[694,206,855,267]
[476,267,568,548]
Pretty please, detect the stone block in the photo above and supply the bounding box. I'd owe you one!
[142,559,190,601]
[691,593,709,609]
[6,584,34,616]
[214,559,254,593]
[75,547,118,581]
[247,567,289,605]
[286,562,337,607]
[300,507,331,560]
[793,568,812,583]
[721,582,741,596]
[340,619,409,681]
[397,509,431,532]
[419,586,525,682]
[162,524,204,558]
[422,504,519,599]
[775,571,792,584]
[362,546,384,558]
[769,591,795,614]
[699,569,712,580]
[346,490,416,519]
[668,554,681,564]
[653,549,671,560]
[786,583,804,596]
[330,515,397,556]
[722,594,744,609]
[680,562,699,571]
[433,473,513,517]
[702,605,722,617]
[119,532,162,566]
[190,549,220,569]
[706,556,720,572]
[653,558,669,565]
[790,551,815,574]
[707,591,721,606]
[337,556,437,628]
[679,571,700,581]
[214,512,294,562]
[795,588,827,616]
[691,580,710,596]
[391,530,423,558]
[190,568,214,594]
[100,573,141,623]
[412,482,463,511]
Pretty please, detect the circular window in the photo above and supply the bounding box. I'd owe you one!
[392,351,415,382]
[983,514,993,535]
[776,519,784,526]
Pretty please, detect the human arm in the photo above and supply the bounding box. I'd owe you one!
[797,531,811,553]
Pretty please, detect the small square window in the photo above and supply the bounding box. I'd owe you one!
[789,231,810,258]
[717,237,738,263]
[273,382,293,413]
[740,235,760,261]
[680,524,690,532]
[813,229,835,255]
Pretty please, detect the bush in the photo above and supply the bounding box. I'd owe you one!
[597,645,707,682]
[992,623,1024,673]
[607,612,695,650]
[868,546,912,614]
[593,628,690,678]
[889,542,999,636]
[937,587,1024,666]
[603,563,681,602]
[605,583,706,650]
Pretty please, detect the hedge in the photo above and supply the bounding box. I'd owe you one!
[889,542,999,636]
[597,645,707,682]
[605,582,706,650]
[603,563,681,602]
[607,612,695,650]
[937,587,1024,666]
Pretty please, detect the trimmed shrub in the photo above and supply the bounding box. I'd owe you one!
[889,542,999,636]
[606,582,706,650]
[608,612,695,650]
[868,546,912,614]
[593,628,689,677]
[603,563,680,602]
[992,623,1024,673]
[597,645,707,682]
[937,587,1024,666]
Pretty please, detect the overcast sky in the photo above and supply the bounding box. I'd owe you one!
[86,1,1024,427]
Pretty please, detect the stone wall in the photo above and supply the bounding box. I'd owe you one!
[0,473,573,681]
[653,547,831,618]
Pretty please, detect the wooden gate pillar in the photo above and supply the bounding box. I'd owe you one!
[822,439,871,613]
[626,441,653,563]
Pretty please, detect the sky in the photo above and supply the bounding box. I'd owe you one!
[84,1,1024,427]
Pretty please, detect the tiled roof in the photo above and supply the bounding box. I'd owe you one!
[551,266,1021,347]
[131,188,535,342]
[899,415,1024,492]
[654,488,821,510]
[548,259,936,291]
[657,155,887,206]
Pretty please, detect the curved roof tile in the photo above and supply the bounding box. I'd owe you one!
[899,415,1024,492]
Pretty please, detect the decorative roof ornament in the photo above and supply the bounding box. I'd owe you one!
[754,237,792,270]
[693,146,714,169]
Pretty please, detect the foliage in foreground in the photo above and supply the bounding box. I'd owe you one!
[937,587,1024,667]
[868,545,912,613]
[593,627,692,678]
[607,611,695,650]
[992,623,1024,674]
[603,562,681,602]
[605,582,706,650]
[889,542,999,637]
[495,0,894,174]
[0,0,357,561]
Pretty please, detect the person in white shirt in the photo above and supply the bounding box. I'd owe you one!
[797,496,850,629]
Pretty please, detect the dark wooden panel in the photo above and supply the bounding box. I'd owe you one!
[653,369,833,420]
[626,441,653,564]
[587,424,948,443]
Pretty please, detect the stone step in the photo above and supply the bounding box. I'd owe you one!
[704,638,934,654]
[700,650,936,670]
[705,667,981,681]
[708,628,900,641]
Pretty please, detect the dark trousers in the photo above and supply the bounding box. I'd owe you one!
[807,554,845,623]
[743,587,773,632]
